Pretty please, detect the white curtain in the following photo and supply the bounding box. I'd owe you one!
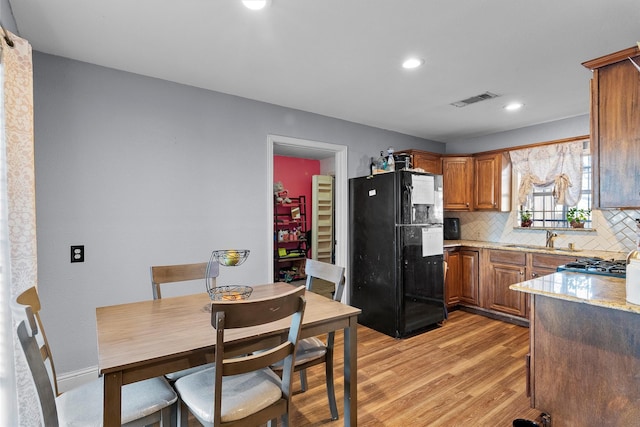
[0,31,39,426]
[509,141,584,206]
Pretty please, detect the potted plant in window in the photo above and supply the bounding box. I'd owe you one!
[567,207,591,228]
[520,209,533,227]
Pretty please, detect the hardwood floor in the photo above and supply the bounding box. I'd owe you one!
[288,310,542,427]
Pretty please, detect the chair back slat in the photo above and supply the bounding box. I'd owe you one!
[14,286,59,396]
[305,259,346,302]
[12,289,60,425]
[150,261,219,299]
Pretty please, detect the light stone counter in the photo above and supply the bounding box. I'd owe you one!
[444,239,627,260]
[510,271,640,315]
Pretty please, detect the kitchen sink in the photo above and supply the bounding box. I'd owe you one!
[503,244,582,252]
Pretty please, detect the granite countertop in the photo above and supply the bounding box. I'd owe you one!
[510,271,640,315]
[443,239,627,260]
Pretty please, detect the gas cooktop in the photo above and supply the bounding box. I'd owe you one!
[556,257,627,278]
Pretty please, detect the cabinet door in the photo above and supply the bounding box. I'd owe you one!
[588,48,640,208]
[459,250,479,305]
[474,153,499,210]
[413,151,442,174]
[444,250,461,307]
[443,157,473,211]
[487,263,527,318]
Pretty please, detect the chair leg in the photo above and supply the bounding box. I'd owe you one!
[299,368,308,392]
[325,358,339,420]
[177,400,190,427]
[160,405,173,426]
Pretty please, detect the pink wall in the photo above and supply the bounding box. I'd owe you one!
[273,155,320,231]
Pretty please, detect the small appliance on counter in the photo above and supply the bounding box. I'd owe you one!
[444,217,460,240]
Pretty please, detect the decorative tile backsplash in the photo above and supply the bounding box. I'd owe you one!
[447,209,640,256]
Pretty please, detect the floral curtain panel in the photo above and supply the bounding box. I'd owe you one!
[0,31,38,426]
[509,140,584,207]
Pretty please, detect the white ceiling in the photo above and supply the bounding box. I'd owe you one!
[9,0,640,145]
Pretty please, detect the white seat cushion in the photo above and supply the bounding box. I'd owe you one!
[165,362,215,381]
[56,376,177,426]
[174,366,283,424]
[272,336,327,369]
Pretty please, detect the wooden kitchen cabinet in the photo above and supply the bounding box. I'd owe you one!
[473,152,511,211]
[444,248,479,308]
[484,250,579,319]
[442,156,473,211]
[485,250,528,318]
[460,249,479,305]
[444,249,461,307]
[583,46,640,208]
[528,252,578,280]
[398,149,442,174]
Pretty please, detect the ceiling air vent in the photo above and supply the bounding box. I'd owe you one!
[450,91,500,108]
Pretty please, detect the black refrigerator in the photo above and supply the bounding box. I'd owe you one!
[349,170,445,338]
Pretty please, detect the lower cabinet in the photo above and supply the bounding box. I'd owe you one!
[528,252,577,280]
[446,247,580,321]
[445,248,479,308]
[444,249,461,307]
[486,250,528,317]
[484,250,579,319]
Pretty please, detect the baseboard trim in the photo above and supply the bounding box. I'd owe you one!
[56,365,99,393]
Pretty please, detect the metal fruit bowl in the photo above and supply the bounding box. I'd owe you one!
[208,285,253,301]
[211,249,250,267]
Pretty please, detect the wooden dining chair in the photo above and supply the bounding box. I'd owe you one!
[150,261,219,300]
[174,285,306,427]
[12,287,177,426]
[272,258,346,421]
[150,261,220,381]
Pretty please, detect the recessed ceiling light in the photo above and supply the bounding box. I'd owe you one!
[242,0,271,10]
[504,102,524,111]
[402,58,425,69]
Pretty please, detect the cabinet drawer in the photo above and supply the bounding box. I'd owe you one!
[531,253,578,270]
[489,250,526,265]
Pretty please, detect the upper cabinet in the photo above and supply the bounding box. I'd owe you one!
[442,156,474,211]
[583,46,640,209]
[399,149,511,212]
[473,152,511,211]
[400,149,442,174]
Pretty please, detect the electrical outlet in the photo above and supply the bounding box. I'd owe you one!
[71,245,84,263]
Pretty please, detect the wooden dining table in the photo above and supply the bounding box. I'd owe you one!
[96,282,361,426]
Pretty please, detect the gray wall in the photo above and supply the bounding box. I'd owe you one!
[33,52,444,373]
[446,115,590,153]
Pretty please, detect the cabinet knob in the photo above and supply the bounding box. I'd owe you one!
[532,272,538,277]
[520,271,524,276]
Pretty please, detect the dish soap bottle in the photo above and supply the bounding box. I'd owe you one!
[387,147,395,172]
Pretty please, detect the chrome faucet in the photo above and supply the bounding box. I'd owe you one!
[546,230,558,248]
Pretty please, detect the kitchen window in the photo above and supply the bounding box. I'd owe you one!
[516,140,592,228]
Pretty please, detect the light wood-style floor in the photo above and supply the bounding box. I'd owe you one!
[288,309,542,427]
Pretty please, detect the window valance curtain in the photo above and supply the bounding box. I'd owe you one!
[509,140,584,206]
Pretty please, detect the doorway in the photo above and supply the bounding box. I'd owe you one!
[266,134,348,303]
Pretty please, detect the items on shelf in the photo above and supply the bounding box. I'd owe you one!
[273,181,292,204]
[273,194,308,282]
